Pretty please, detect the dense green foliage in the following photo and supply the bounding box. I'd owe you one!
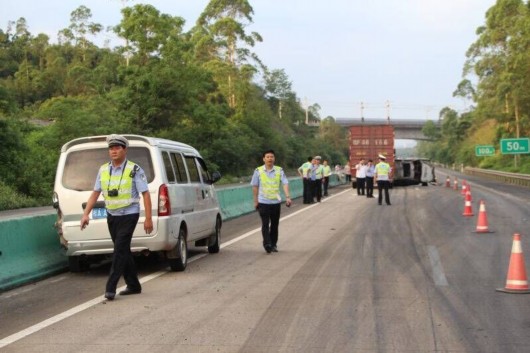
[419,0,530,172]
[0,1,348,210]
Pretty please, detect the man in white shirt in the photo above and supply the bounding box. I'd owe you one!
[355,158,367,196]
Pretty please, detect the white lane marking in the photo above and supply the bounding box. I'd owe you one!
[427,246,449,286]
[0,187,351,348]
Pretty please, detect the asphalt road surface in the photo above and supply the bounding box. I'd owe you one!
[2,172,530,353]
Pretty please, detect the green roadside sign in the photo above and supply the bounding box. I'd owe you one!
[475,145,495,157]
[500,138,530,154]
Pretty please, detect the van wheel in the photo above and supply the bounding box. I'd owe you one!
[208,218,221,254]
[68,256,89,272]
[168,228,187,272]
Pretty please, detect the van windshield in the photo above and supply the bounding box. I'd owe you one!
[62,147,154,191]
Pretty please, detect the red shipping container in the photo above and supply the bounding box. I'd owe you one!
[349,125,395,178]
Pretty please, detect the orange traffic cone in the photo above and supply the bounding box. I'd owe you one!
[465,189,472,202]
[453,178,459,191]
[462,198,473,216]
[474,200,493,233]
[496,233,530,294]
[461,181,467,195]
[445,176,450,188]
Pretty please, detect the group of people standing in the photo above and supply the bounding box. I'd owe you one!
[298,156,332,204]
[354,155,392,205]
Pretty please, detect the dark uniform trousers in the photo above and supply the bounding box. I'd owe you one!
[312,179,322,202]
[303,178,312,203]
[106,213,142,294]
[356,177,366,195]
[258,203,281,247]
[366,176,374,197]
[377,180,391,205]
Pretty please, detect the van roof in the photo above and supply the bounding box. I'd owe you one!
[61,135,199,155]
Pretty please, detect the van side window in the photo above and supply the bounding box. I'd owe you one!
[185,156,201,183]
[162,152,176,183]
[196,158,210,183]
[171,153,188,183]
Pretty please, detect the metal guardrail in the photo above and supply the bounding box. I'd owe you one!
[464,167,530,188]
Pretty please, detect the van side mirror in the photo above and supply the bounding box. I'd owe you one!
[210,171,221,184]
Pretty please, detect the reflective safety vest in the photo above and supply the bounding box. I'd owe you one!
[300,162,311,177]
[375,162,391,180]
[323,165,332,177]
[258,165,282,200]
[99,160,140,210]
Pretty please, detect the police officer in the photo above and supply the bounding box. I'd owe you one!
[375,154,392,205]
[322,160,332,196]
[80,134,153,300]
[298,156,313,204]
[251,150,291,253]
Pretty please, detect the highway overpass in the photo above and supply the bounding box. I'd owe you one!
[335,117,439,141]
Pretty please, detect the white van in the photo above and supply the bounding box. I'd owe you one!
[52,135,222,272]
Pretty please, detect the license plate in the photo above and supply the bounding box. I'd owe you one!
[92,208,107,219]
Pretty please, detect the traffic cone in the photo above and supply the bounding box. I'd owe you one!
[462,198,473,216]
[465,189,472,202]
[445,176,450,188]
[461,181,467,195]
[474,200,493,233]
[453,178,459,191]
[496,233,530,294]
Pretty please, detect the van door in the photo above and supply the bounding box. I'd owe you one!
[196,157,218,235]
[183,155,211,239]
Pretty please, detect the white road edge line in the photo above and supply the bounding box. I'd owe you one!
[0,187,351,348]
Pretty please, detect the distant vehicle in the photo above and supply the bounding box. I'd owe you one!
[53,135,222,272]
[393,158,436,186]
[348,125,435,187]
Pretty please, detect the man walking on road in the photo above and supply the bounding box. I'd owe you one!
[80,134,153,301]
[375,154,392,205]
[251,150,292,253]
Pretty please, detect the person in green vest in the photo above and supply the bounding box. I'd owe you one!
[322,160,332,196]
[375,154,392,205]
[298,156,313,204]
[251,150,292,253]
[81,134,153,300]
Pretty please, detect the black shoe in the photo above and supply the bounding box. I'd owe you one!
[264,245,272,254]
[378,203,382,205]
[104,292,115,300]
[386,203,391,206]
[119,287,141,296]
[271,246,278,252]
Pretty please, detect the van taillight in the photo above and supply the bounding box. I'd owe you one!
[158,184,171,216]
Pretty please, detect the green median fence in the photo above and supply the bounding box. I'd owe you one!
[0,174,346,292]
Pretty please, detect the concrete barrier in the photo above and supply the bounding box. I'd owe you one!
[0,214,67,291]
[0,175,345,292]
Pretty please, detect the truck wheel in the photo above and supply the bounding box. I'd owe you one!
[168,228,187,272]
[208,217,221,254]
[68,256,89,272]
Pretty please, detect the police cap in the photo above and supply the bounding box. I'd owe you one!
[106,134,129,148]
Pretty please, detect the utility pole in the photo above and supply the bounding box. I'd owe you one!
[385,100,390,123]
[304,97,309,125]
[360,101,364,122]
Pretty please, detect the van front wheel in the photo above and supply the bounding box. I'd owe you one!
[208,218,221,254]
[168,228,187,272]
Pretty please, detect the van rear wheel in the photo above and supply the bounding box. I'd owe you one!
[168,228,187,272]
[208,218,221,254]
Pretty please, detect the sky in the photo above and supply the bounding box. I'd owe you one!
[2,0,497,123]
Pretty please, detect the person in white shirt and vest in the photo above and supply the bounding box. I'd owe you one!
[80,134,153,300]
[375,154,392,205]
[298,156,313,204]
[251,150,292,253]
[322,160,332,196]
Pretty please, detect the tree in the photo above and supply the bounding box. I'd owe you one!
[192,0,262,108]
[264,68,293,119]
